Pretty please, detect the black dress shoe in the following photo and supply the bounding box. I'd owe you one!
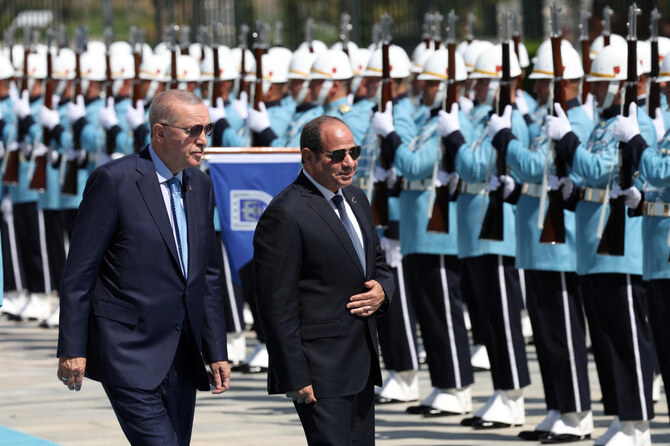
[540,432,591,443]
[421,407,461,417]
[518,430,549,441]
[471,419,512,430]
[375,395,412,405]
[460,416,481,426]
[405,405,431,414]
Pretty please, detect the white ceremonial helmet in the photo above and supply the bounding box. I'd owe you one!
[110,52,135,96]
[288,49,317,103]
[589,34,627,60]
[86,41,107,57]
[230,47,256,82]
[296,39,328,54]
[417,47,467,82]
[80,50,106,94]
[268,46,294,65]
[188,43,204,63]
[349,47,371,95]
[411,40,437,74]
[637,40,651,75]
[260,50,289,90]
[456,40,469,58]
[201,45,239,81]
[531,38,573,64]
[331,40,359,54]
[12,44,23,73]
[587,44,627,110]
[655,49,670,82]
[310,49,354,80]
[110,41,132,56]
[463,40,493,74]
[153,41,170,56]
[657,37,670,67]
[139,53,170,101]
[169,54,201,89]
[0,53,15,79]
[26,51,47,79]
[52,48,75,97]
[529,41,584,80]
[364,44,411,79]
[469,44,522,80]
[510,41,530,68]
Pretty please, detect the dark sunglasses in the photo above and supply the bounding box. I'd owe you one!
[161,122,214,137]
[322,146,361,162]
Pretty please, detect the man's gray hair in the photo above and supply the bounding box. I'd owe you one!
[148,90,204,137]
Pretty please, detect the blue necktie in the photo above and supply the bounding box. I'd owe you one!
[167,177,188,278]
[332,194,366,275]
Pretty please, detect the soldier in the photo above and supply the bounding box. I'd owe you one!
[545,44,656,445]
[438,44,530,429]
[489,41,595,442]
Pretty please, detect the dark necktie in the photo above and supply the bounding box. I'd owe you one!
[167,177,188,278]
[332,194,366,275]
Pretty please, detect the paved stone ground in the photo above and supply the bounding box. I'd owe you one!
[1,317,669,445]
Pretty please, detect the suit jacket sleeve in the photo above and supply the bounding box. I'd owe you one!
[200,178,229,363]
[57,167,119,357]
[253,203,312,392]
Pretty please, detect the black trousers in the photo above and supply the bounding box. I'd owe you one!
[524,270,590,413]
[43,210,66,293]
[1,211,25,292]
[461,255,529,390]
[645,279,670,415]
[377,260,419,372]
[215,232,246,333]
[294,372,375,446]
[403,253,473,389]
[581,273,655,421]
[102,335,198,446]
[13,202,47,293]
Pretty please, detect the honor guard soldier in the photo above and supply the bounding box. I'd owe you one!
[489,38,595,442]
[438,43,530,429]
[546,41,656,445]
[350,47,372,109]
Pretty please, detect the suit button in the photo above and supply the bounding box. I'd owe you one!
[175,322,184,331]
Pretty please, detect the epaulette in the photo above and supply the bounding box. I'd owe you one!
[339,103,351,114]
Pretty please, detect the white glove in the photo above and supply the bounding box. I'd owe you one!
[613,103,640,143]
[653,107,666,144]
[201,98,211,108]
[437,102,461,137]
[13,90,31,119]
[488,104,513,138]
[98,97,119,130]
[446,171,460,195]
[581,93,595,123]
[126,99,145,130]
[458,95,474,114]
[48,148,60,165]
[247,102,271,133]
[610,184,642,209]
[8,81,18,102]
[209,97,226,123]
[51,94,61,107]
[39,105,60,130]
[66,147,87,164]
[20,143,32,157]
[1,196,13,220]
[67,95,86,124]
[546,103,572,141]
[6,141,19,152]
[486,174,515,199]
[371,101,394,137]
[515,89,529,115]
[547,174,561,191]
[232,91,249,121]
[32,143,48,157]
[560,177,574,201]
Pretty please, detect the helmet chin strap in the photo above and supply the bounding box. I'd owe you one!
[598,81,619,111]
[112,79,123,97]
[146,80,159,101]
[315,79,333,106]
[484,79,500,107]
[351,76,363,97]
[295,80,309,104]
[55,80,67,97]
[430,82,445,109]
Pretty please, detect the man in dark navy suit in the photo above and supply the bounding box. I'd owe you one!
[57,89,230,446]
[253,115,395,445]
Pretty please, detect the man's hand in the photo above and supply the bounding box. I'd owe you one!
[208,360,231,394]
[437,103,461,137]
[613,103,640,143]
[57,356,87,391]
[346,279,386,317]
[286,385,317,404]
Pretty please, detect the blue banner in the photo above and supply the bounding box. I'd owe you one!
[208,152,301,285]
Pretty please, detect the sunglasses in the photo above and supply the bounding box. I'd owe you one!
[161,122,214,137]
[322,146,361,162]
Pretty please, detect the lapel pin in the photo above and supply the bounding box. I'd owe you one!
[351,196,356,204]
[189,185,193,192]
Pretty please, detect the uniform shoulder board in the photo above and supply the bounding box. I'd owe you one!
[339,103,351,114]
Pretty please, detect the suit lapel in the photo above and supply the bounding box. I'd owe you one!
[183,169,196,282]
[297,173,366,278]
[343,187,372,278]
[135,149,183,277]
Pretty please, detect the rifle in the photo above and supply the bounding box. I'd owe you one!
[211,23,224,102]
[273,21,283,47]
[371,23,382,50]
[479,12,512,241]
[3,27,31,186]
[104,26,115,156]
[649,8,662,117]
[371,13,393,228]
[238,24,249,99]
[251,21,268,147]
[597,4,640,256]
[305,18,315,53]
[512,13,521,63]
[465,13,476,44]
[580,10,592,103]
[61,26,87,196]
[602,6,613,47]
[422,13,433,49]
[432,12,443,49]
[339,13,352,55]
[427,9,459,233]
[29,29,56,192]
[130,26,144,108]
[169,24,179,90]
[538,3,567,244]
[179,25,190,56]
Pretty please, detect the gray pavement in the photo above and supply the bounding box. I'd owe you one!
[1,316,669,445]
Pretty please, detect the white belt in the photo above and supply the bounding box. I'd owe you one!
[643,201,670,217]
[580,187,607,203]
[521,182,542,198]
[458,181,487,195]
[402,178,432,191]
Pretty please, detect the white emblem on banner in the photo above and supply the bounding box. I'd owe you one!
[230,190,273,230]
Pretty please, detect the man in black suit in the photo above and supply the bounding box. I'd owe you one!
[57,89,231,445]
[253,115,395,445]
